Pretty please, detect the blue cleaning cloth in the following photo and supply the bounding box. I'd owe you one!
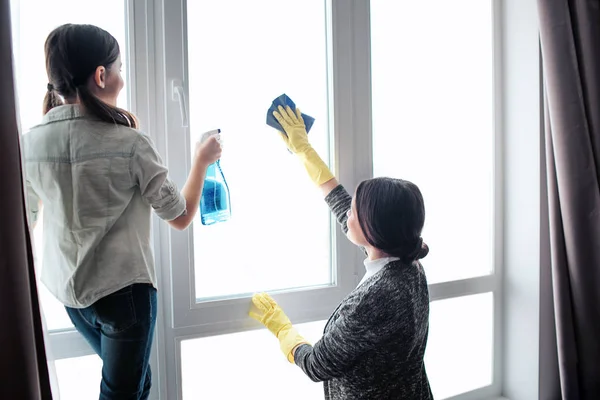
[266,94,315,136]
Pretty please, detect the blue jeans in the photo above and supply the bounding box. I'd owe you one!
[66,284,157,400]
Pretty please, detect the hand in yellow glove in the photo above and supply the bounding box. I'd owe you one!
[249,293,308,363]
[273,105,335,186]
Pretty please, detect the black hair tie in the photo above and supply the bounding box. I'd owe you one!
[47,83,54,92]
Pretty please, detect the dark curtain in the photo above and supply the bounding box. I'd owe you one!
[0,0,53,398]
[538,0,600,399]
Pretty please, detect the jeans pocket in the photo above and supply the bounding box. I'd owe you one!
[93,286,138,334]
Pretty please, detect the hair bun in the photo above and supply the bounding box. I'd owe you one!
[399,237,428,264]
[417,242,429,260]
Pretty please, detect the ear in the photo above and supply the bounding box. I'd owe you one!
[93,66,107,89]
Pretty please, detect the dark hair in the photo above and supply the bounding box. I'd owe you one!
[43,24,137,128]
[355,177,429,264]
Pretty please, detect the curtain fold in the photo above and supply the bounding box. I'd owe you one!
[538,0,600,398]
[0,0,53,398]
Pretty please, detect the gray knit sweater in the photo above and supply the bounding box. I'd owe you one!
[294,185,433,399]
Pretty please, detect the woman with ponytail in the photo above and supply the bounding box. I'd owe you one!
[249,106,433,399]
[23,24,222,399]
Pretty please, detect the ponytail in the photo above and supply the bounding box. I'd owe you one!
[43,85,63,115]
[78,85,138,128]
[42,84,138,129]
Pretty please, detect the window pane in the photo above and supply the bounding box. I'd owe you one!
[186,1,332,299]
[370,0,494,284]
[55,355,103,400]
[182,320,327,399]
[425,293,494,398]
[11,0,129,330]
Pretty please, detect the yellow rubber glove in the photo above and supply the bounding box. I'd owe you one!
[272,105,335,186]
[249,293,309,363]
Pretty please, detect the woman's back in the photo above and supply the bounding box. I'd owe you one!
[24,104,186,308]
[326,261,431,399]
[296,260,432,400]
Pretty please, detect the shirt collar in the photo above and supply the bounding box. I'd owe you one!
[362,256,401,278]
[42,105,86,124]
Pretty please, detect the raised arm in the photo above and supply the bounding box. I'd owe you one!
[319,178,339,198]
[273,105,336,191]
[273,106,358,240]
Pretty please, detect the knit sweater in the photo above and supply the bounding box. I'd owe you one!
[294,185,433,399]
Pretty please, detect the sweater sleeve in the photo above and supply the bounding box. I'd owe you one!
[324,185,366,255]
[293,276,413,382]
[324,184,352,234]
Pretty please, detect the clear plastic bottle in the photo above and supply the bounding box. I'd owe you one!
[199,129,231,225]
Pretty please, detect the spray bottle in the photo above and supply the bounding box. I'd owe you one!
[199,129,231,225]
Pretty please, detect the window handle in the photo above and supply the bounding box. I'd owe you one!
[171,79,189,128]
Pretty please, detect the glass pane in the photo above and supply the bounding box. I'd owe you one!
[55,355,103,400]
[182,320,327,399]
[425,293,494,398]
[187,1,332,299]
[11,0,129,330]
[370,0,494,284]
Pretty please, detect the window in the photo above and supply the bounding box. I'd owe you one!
[186,0,332,299]
[426,293,494,399]
[55,356,103,400]
[158,1,363,398]
[161,0,356,332]
[371,0,500,398]
[371,0,494,285]
[181,320,327,399]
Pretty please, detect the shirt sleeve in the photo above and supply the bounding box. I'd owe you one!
[130,134,187,221]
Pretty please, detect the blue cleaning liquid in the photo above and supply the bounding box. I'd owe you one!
[200,160,231,225]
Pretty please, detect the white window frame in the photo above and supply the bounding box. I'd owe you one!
[153,1,364,398]
[157,0,358,330]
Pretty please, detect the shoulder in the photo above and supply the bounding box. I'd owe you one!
[92,122,149,143]
[360,262,429,308]
[380,260,428,285]
[82,122,154,153]
[79,121,154,158]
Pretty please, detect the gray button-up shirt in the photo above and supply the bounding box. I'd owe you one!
[23,105,186,308]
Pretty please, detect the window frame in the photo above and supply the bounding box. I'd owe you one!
[366,1,504,399]
[153,1,365,398]
[157,0,360,331]
[154,1,506,399]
